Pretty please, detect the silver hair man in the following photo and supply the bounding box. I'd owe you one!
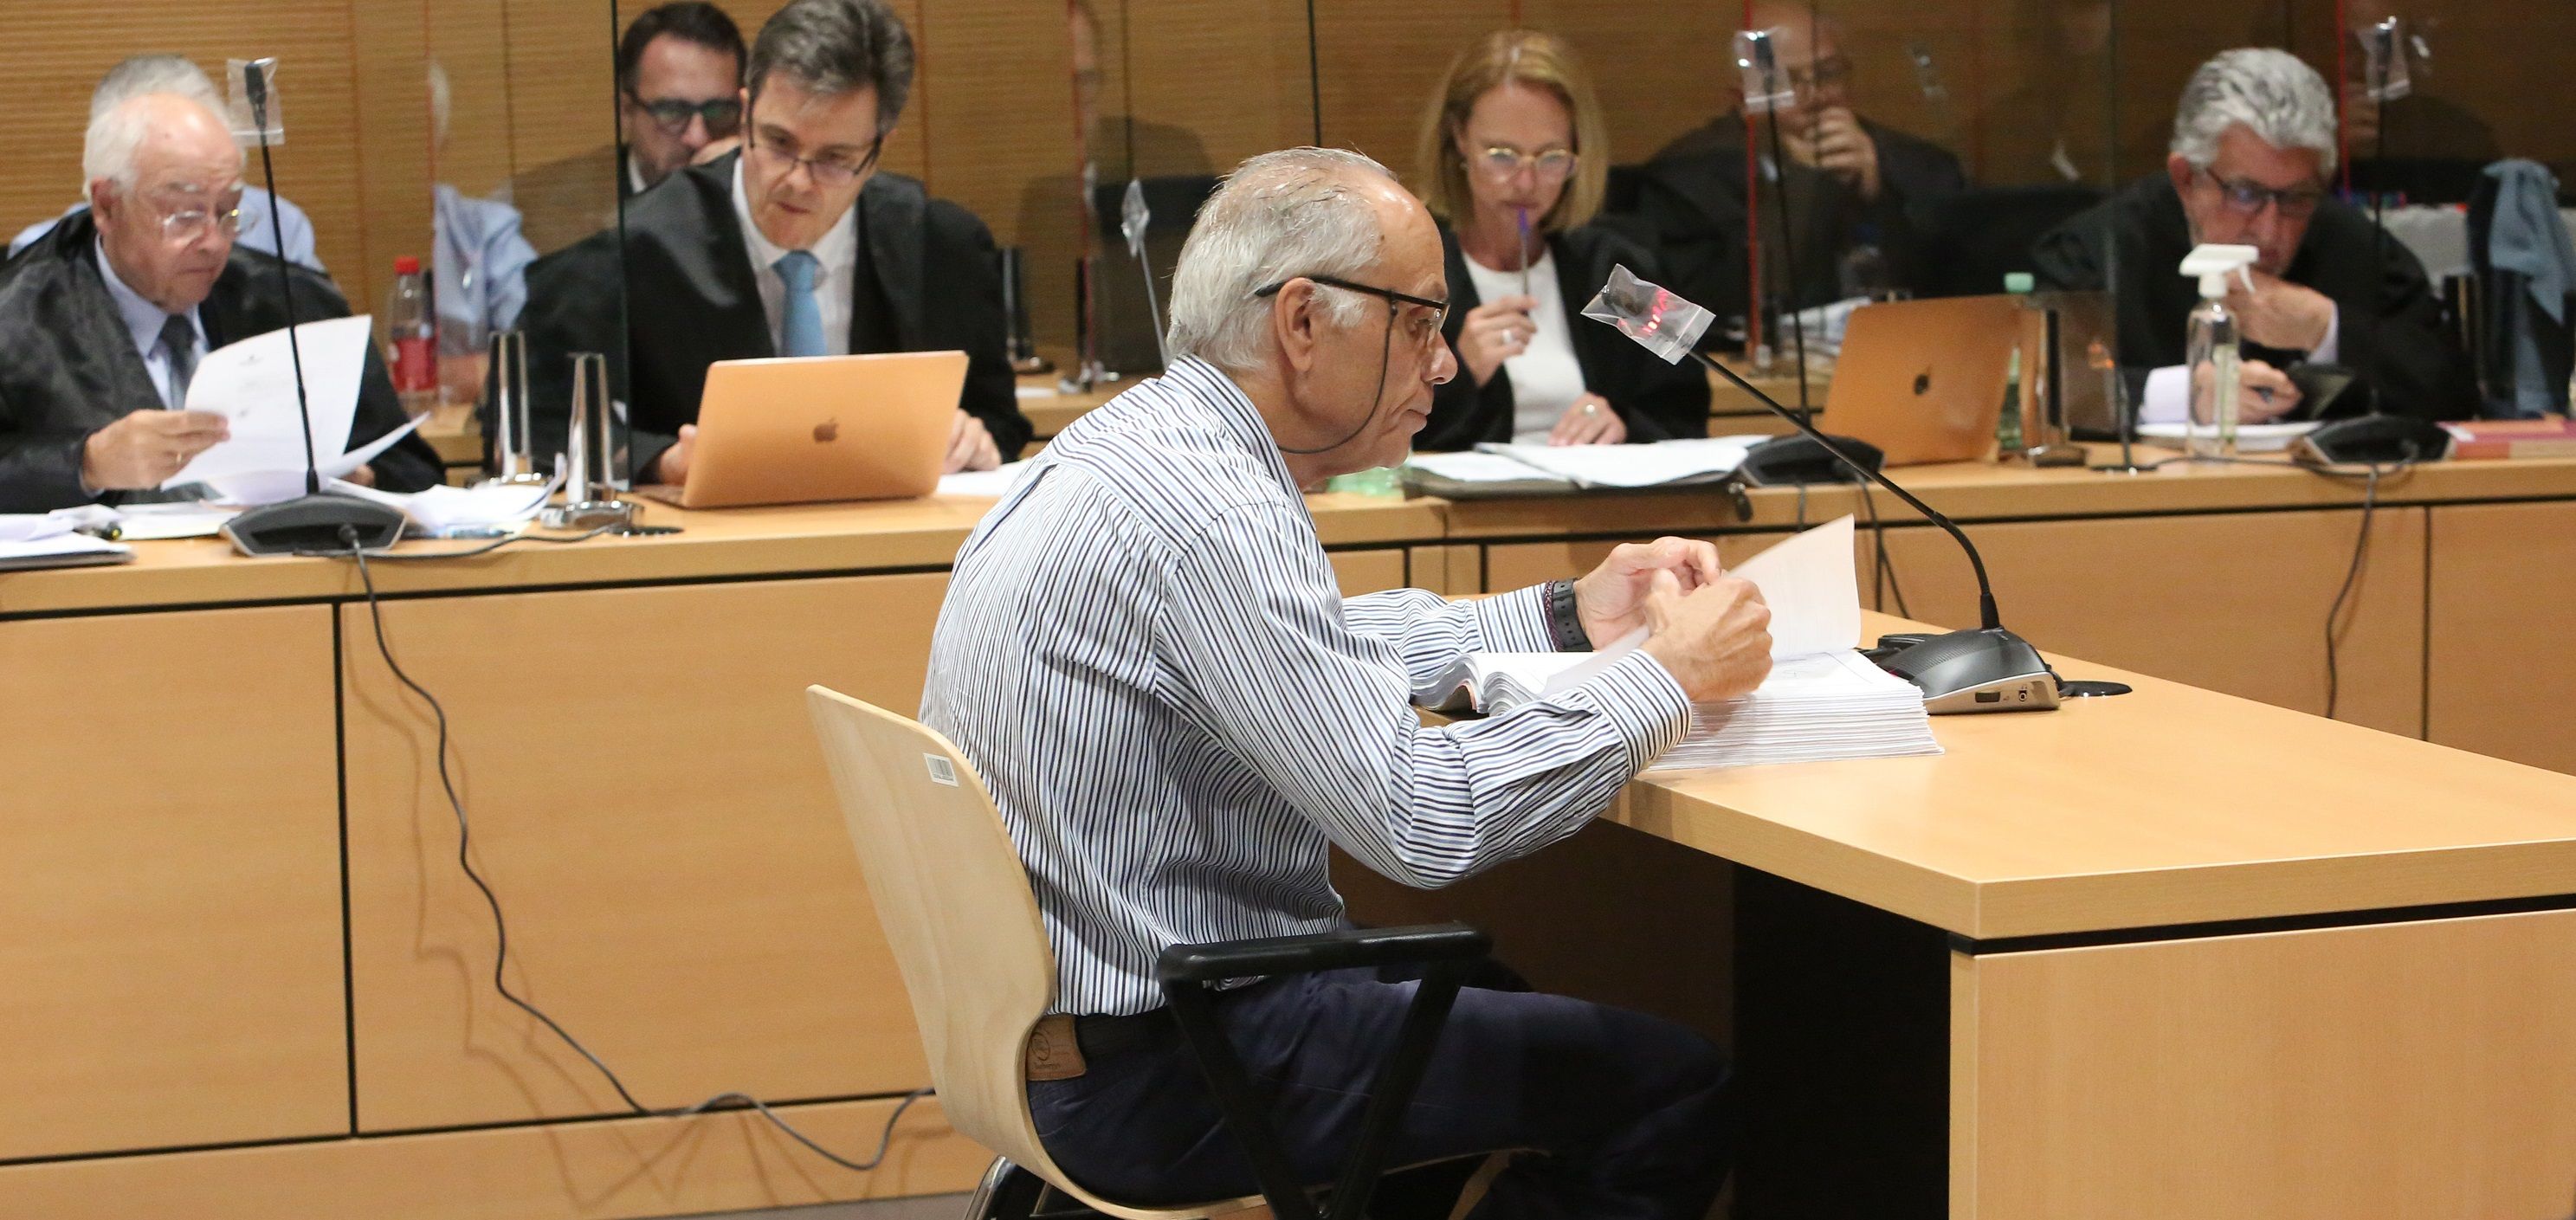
[1165,147,1394,371]
[2170,47,2339,177]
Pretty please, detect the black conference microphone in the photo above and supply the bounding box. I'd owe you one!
[218,57,407,558]
[1585,266,2058,713]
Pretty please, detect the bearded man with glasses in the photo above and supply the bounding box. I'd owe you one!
[522,0,1030,484]
[2035,48,2476,424]
[0,91,441,512]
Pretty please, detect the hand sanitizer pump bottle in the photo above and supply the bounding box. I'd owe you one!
[2179,243,2258,459]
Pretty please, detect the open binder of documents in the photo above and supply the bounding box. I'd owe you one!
[1404,436,1769,497]
[1416,516,1940,771]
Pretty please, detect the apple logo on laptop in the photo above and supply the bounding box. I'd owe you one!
[1912,371,1933,396]
[813,418,840,443]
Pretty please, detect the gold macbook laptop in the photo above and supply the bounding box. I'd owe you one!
[638,351,970,509]
[1823,295,2021,467]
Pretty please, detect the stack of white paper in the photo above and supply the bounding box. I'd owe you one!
[1417,516,1940,771]
[936,461,1036,500]
[0,533,131,571]
[1404,436,1766,497]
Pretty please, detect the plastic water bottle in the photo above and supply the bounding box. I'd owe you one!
[2178,244,2257,459]
[385,255,437,416]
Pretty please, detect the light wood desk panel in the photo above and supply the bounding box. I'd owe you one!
[0,1095,981,1220]
[1955,908,2576,1220]
[0,606,347,1159]
[1876,507,2430,738]
[341,574,948,1132]
[1617,612,2576,940]
[2426,500,2576,773]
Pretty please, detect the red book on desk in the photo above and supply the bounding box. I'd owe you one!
[2440,417,2576,460]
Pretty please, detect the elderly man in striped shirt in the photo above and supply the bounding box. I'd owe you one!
[925,146,1772,1219]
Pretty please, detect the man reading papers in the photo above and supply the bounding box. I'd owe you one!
[925,147,1770,1218]
[0,91,437,512]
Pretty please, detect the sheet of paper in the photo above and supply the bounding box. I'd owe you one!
[0,534,129,564]
[1474,436,1765,488]
[1727,514,1861,659]
[2134,420,2321,454]
[111,503,238,540]
[165,315,374,488]
[1402,450,1566,487]
[332,468,563,533]
[203,414,426,506]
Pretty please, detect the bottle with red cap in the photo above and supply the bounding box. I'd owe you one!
[384,255,436,416]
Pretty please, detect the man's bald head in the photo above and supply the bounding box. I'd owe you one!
[87,93,245,313]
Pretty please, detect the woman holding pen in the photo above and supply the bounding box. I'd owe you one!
[1412,29,1711,450]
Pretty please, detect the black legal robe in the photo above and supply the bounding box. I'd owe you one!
[1619,113,1969,336]
[2030,173,2477,422]
[1417,221,1712,452]
[518,152,1030,481]
[0,210,442,513]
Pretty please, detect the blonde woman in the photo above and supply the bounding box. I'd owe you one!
[1414,30,1708,450]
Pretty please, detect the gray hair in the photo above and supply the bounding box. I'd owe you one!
[2170,48,2339,176]
[1165,147,1398,372]
[746,0,914,138]
[83,92,240,196]
[93,54,221,119]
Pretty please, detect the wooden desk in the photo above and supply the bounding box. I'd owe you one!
[0,494,1430,1219]
[1348,611,2576,1219]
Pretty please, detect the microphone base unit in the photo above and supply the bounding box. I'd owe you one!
[1876,627,2060,714]
[542,498,634,531]
[223,493,409,557]
[1729,434,1886,487]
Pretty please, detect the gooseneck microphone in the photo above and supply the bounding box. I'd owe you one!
[1586,267,2059,713]
[219,57,408,557]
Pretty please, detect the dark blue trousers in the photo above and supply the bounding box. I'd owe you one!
[1028,965,1731,1219]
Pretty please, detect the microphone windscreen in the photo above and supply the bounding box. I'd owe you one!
[1581,265,1715,365]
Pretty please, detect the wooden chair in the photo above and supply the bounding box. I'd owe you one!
[805,687,1489,1220]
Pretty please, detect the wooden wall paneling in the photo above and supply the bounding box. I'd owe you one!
[352,0,437,336]
[2424,501,2576,775]
[1958,909,2576,1219]
[1306,3,1505,171]
[500,0,623,184]
[340,575,949,1132]
[1876,507,2429,737]
[916,0,1080,369]
[0,1096,985,1218]
[0,606,347,1159]
[1119,0,1318,170]
[428,0,524,201]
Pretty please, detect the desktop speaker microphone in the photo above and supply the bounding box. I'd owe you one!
[1583,266,2058,714]
[217,57,407,557]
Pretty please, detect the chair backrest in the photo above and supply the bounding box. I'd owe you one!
[804,687,1226,1220]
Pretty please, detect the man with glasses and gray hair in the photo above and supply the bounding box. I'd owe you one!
[521,0,1027,482]
[0,89,440,511]
[925,145,1771,1218]
[2034,48,2476,423]
[10,54,321,270]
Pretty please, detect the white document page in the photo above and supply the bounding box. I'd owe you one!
[1727,514,1861,659]
[165,315,375,488]
[1473,436,1765,488]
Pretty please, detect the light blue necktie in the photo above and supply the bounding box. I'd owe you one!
[775,249,826,358]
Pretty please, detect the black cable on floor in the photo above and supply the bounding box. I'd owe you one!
[341,530,930,1172]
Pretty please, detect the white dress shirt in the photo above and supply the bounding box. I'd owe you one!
[923,358,1692,1017]
[1462,248,1586,442]
[94,241,205,410]
[731,158,858,356]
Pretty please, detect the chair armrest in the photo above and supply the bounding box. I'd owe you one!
[1156,922,1488,986]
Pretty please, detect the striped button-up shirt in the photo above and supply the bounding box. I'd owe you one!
[923,358,1692,1017]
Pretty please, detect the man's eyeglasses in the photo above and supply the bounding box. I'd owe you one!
[1475,144,1578,183]
[628,94,744,138]
[1779,54,1853,94]
[2198,168,2325,219]
[1256,274,1450,352]
[747,132,884,189]
[159,204,242,245]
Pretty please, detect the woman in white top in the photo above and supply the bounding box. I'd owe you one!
[1411,30,1710,451]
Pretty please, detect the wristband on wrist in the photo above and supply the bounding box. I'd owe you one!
[1545,578,1591,652]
